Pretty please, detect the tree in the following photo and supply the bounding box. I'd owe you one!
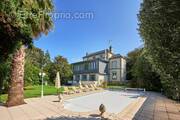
[24,47,53,86]
[44,50,51,65]
[0,60,11,96]
[127,48,161,91]
[24,62,41,86]
[43,51,52,84]
[126,48,142,80]
[138,0,180,98]
[49,56,72,85]
[7,46,26,106]
[25,46,45,68]
[0,0,54,106]
[24,47,43,86]
[132,52,161,91]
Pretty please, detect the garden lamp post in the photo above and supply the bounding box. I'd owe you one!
[39,72,46,98]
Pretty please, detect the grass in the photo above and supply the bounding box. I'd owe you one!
[0,85,63,103]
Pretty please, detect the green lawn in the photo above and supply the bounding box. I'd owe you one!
[0,85,63,103]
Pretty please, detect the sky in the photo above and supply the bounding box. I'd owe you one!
[34,0,143,63]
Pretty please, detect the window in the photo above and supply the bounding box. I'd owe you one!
[77,65,80,71]
[82,75,87,81]
[88,63,91,70]
[74,65,77,71]
[80,64,83,70]
[74,65,81,71]
[89,75,96,81]
[93,62,96,69]
[75,75,80,81]
[111,61,117,68]
[84,63,88,70]
[89,62,94,70]
[112,72,117,80]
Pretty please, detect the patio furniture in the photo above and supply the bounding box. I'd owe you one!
[72,86,81,93]
[93,84,102,90]
[79,85,89,92]
[62,87,74,94]
[89,84,96,90]
[91,84,99,90]
[84,85,93,91]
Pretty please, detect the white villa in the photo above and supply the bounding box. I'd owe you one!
[72,46,126,85]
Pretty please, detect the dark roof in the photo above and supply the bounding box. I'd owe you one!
[83,49,111,58]
[110,54,126,59]
[71,58,108,65]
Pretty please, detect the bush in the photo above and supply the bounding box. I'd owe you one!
[107,81,126,86]
[56,87,64,94]
[101,81,107,88]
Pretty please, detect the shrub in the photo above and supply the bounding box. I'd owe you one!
[107,81,126,86]
[101,81,107,88]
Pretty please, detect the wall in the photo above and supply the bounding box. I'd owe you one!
[96,74,106,85]
[109,69,121,82]
[109,58,121,69]
[107,52,113,59]
[79,73,106,86]
[109,57,125,82]
[121,58,126,81]
[98,61,108,74]
[73,73,105,85]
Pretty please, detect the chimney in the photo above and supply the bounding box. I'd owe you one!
[86,52,88,56]
[109,46,112,53]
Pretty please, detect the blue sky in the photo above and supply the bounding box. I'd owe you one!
[34,0,143,63]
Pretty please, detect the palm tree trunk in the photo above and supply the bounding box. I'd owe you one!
[6,45,25,107]
[0,78,3,102]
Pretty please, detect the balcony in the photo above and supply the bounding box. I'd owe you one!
[72,60,99,74]
[72,59,108,74]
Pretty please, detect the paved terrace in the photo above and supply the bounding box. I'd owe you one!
[0,90,180,120]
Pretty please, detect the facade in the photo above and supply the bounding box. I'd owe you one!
[72,46,126,85]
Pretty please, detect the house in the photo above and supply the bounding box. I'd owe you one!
[72,46,126,85]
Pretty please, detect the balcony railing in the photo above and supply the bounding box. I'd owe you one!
[73,60,98,74]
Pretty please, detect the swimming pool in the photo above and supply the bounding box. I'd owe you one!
[64,90,142,113]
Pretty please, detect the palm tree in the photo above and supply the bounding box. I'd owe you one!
[0,0,54,107]
[6,45,26,106]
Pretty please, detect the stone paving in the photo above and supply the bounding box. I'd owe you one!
[132,92,180,120]
[0,90,180,120]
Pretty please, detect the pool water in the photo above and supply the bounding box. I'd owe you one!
[64,90,141,113]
